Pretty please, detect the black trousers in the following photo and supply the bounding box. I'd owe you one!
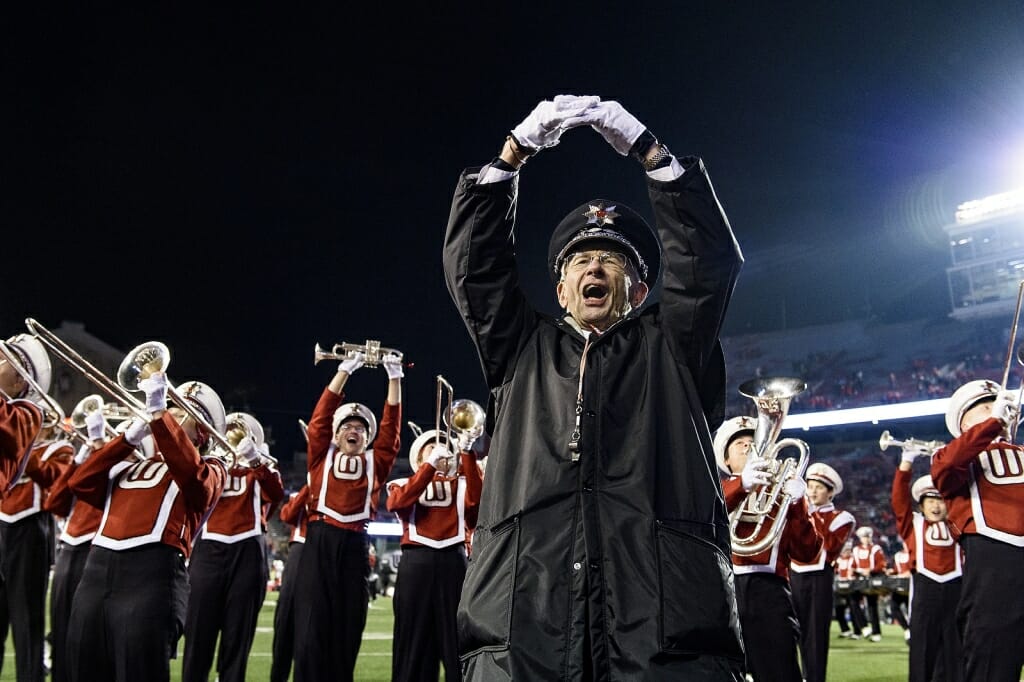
[66,544,188,682]
[49,541,92,682]
[958,535,1024,681]
[0,513,50,682]
[735,572,802,681]
[182,537,268,682]
[391,545,467,682]
[892,591,910,630]
[790,567,833,682]
[910,573,962,682]
[270,541,303,682]
[292,522,369,682]
[850,588,882,635]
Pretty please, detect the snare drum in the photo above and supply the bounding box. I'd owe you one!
[863,575,889,596]
[885,576,910,596]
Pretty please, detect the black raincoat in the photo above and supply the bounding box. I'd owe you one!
[443,156,746,681]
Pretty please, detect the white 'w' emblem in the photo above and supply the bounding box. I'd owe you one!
[979,447,1024,485]
[333,454,364,481]
[925,522,955,547]
[419,480,453,508]
[120,461,168,489]
[220,475,248,498]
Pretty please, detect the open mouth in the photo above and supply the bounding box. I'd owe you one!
[346,435,359,444]
[582,283,608,304]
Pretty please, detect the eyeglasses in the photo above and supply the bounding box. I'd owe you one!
[565,250,628,271]
[339,423,367,434]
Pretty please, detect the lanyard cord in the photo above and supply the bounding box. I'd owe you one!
[568,333,595,461]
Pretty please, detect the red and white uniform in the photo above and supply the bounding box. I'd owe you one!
[851,541,887,575]
[791,503,855,574]
[280,486,309,544]
[0,439,73,522]
[199,464,283,542]
[45,460,104,545]
[0,399,44,493]
[932,417,1024,546]
[386,452,483,549]
[835,553,854,579]
[305,389,400,529]
[892,469,962,581]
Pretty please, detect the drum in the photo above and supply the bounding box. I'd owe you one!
[885,576,910,596]
[863,575,890,595]
[834,578,854,596]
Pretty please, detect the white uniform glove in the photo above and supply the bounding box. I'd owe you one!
[426,444,450,472]
[73,444,92,465]
[85,409,107,441]
[338,352,365,376]
[139,373,168,414]
[992,389,1019,426]
[124,417,151,447]
[510,95,601,151]
[457,430,479,453]
[236,437,260,465]
[901,445,926,464]
[575,100,647,156]
[381,353,404,380]
[783,476,807,504]
[740,456,771,491]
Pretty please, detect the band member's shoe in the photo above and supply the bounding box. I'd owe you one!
[869,634,882,642]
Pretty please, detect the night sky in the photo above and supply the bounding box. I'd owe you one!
[5,4,1023,464]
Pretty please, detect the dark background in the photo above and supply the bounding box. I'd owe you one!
[4,4,1023,464]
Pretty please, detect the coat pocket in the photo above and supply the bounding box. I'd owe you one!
[457,515,520,659]
[655,521,744,660]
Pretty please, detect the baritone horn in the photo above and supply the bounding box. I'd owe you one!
[313,340,410,368]
[729,377,811,557]
[878,430,944,456]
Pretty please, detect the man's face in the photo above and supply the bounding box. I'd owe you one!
[168,406,201,445]
[725,433,754,475]
[921,496,948,521]
[335,419,368,455]
[0,358,28,398]
[961,398,994,433]
[805,479,833,506]
[556,248,648,331]
[858,533,872,546]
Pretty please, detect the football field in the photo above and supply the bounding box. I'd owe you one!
[1,593,915,681]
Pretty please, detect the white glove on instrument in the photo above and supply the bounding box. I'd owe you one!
[992,389,1019,426]
[510,95,601,151]
[901,446,926,464]
[457,430,479,453]
[575,100,647,156]
[139,373,168,414]
[740,456,771,491]
[381,353,404,380]
[338,352,365,376]
[85,409,107,441]
[124,417,151,447]
[783,476,807,504]
[236,437,260,465]
[426,444,450,471]
[73,444,92,465]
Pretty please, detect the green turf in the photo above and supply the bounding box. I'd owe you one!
[1,594,915,681]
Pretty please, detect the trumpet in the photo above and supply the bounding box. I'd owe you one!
[24,319,239,467]
[729,377,811,557]
[878,430,944,456]
[313,340,410,368]
[70,394,134,440]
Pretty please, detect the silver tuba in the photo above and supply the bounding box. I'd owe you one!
[729,377,811,557]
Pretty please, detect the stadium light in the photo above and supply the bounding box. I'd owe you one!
[782,398,949,430]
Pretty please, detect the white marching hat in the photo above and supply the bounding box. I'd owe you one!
[945,379,999,438]
[911,475,941,503]
[855,526,873,539]
[176,381,227,435]
[5,333,52,399]
[805,462,844,497]
[712,416,757,474]
[408,429,458,477]
[227,412,265,447]
[332,402,377,443]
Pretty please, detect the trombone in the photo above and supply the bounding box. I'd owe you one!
[25,318,240,467]
[0,339,65,430]
[313,340,408,368]
[219,413,278,469]
[70,394,133,441]
[436,375,485,455]
[878,430,944,456]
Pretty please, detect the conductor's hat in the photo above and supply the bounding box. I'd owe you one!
[548,200,662,286]
[911,475,942,503]
[945,379,999,438]
[333,402,378,443]
[712,416,757,475]
[806,462,844,497]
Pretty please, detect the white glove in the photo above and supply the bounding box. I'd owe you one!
[236,437,260,465]
[85,409,107,441]
[575,100,647,156]
[740,456,771,491]
[510,95,601,151]
[139,373,168,414]
[457,430,479,453]
[992,390,1019,426]
[426,444,450,471]
[73,444,92,465]
[124,417,151,447]
[381,353,404,380]
[783,476,807,504]
[259,442,271,459]
[901,446,926,464]
[338,352,365,376]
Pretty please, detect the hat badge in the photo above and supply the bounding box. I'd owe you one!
[584,203,619,226]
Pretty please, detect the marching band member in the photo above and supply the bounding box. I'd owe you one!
[894,469,963,682]
[386,427,483,682]
[181,413,284,682]
[850,526,887,641]
[0,334,50,495]
[270,482,309,682]
[833,541,864,638]
[65,374,228,682]
[292,351,403,682]
[789,462,854,682]
[0,407,72,682]
[717,416,823,681]
[931,379,1024,680]
[889,543,912,642]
